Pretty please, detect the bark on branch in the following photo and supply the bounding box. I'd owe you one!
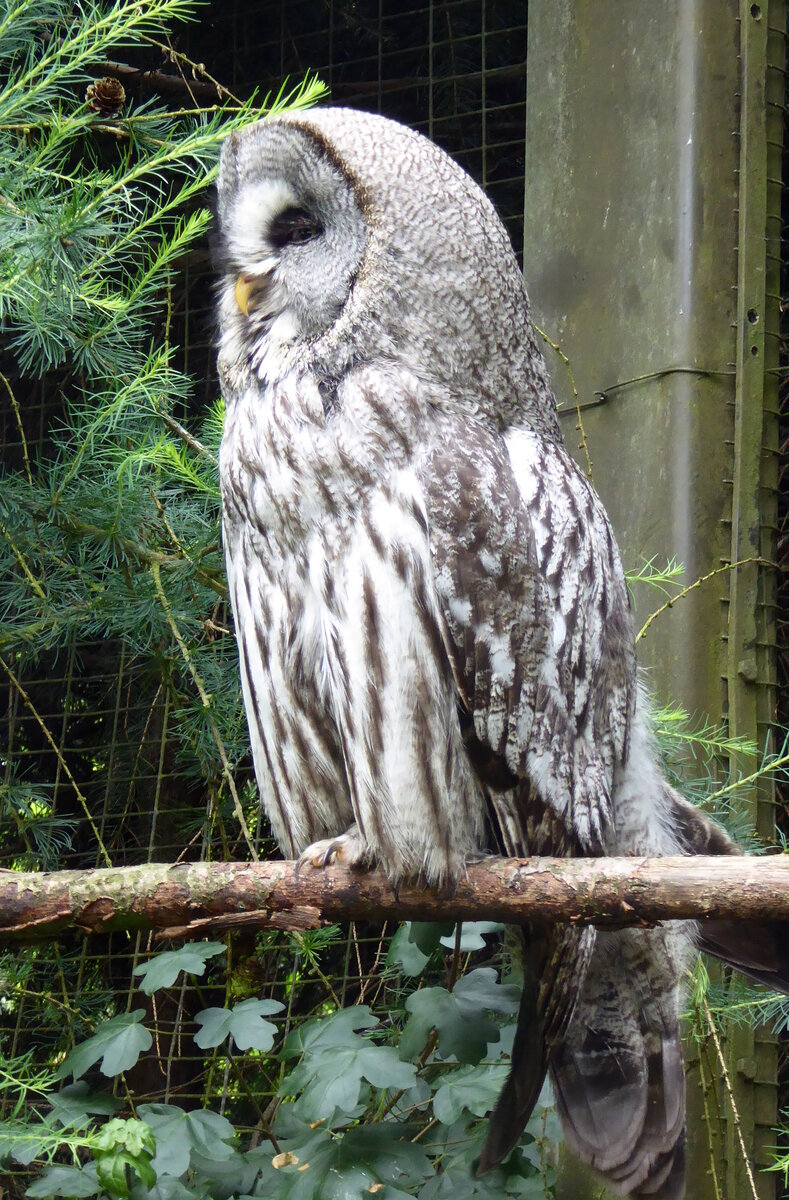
[2,856,789,941]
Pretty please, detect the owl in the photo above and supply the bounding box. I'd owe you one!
[215,109,789,1199]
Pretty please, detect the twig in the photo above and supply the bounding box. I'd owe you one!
[706,749,789,805]
[0,521,47,601]
[153,405,210,457]
[150,562,257,859]
[702,998,759,1200]
[96,59,222,100]
[0,371,32,484]
[636,556,775,643]
[534,325,593,480]
[0,656,111,867]
[138,36,244,105]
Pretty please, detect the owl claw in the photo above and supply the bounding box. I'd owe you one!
[294,828,366,879]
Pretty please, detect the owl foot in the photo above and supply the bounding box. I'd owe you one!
[294,826,367,878]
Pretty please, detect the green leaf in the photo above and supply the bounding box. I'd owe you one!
[94,1117,156,1158]
[96,1150,156,1200]
[92,1119,156,1200]
[432,1063,510,1124]
[407,923,455,956]
[250,1123,431,1200]
[281,1006,378,1059]
[283,1042,416,1123]
[26,1163,100,1198]
[46,1082,120,1127]
[194,997,284,1050]
[57,1011,152,1080]
[401,969,519,1065]
[439,923,504,952]
[189,1145,264,1195]
[387,924,430,976]
[137,1103,235,1177]
[281,1029,416,1123]
[418,1167,479,1200]
[452,968,521,1018]
[132,941,226,994]
[130,1180,195,1200]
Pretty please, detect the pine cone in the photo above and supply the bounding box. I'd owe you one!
[85,77,126,119]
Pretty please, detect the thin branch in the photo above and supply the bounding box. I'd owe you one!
[0,372,32,485]
[636,556,777,643]
[138,36,244,105]
[150,563,257,859]
[153,405,210,456]
[0,656,112,867]
[702,998,759,1200]
[534,325,593,480]
[96,59,222,100]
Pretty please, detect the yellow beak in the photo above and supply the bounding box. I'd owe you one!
[235,274,257,317]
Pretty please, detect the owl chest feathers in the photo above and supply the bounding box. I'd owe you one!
[221,366,487,879]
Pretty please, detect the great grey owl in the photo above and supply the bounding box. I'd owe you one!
[215,108,789,1198]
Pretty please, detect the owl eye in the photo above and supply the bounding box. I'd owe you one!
[268,206,323,248]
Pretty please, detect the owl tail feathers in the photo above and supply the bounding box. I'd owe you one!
[475,967,547,1176]
[666,788,789,994]
[477,925,595,1177]
[481,923,688,1197]
[549,1024,686,1200]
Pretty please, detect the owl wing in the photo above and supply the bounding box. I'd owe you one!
[420,422,690,1195]
[421,422,635,855]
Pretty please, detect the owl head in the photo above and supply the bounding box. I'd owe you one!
[216,107,558,435]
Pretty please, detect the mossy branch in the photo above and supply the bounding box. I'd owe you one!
[2,855,789,941]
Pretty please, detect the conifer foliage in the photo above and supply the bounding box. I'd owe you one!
[0,0,325,871]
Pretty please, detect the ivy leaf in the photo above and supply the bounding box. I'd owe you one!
[132,941,226,994]
[531,1080,561,1144]
[407,923,454,956]
[452,968,521,1018]
[500,1167,552,1197]
[432,1063,510,1125]
[250,1123,431,1199]
[45,1082,120,1127]
[439,923,503,952]
[488,1022,517,1060]
[401,988,487,1064]
[422,1119,543,1197]
[25,1163,101,1198]
[96,1150,156,1200]
[56,1011,152,1080]
[418,1167,480,1200]
[401,969,519,1065]
[93,1119,156,1200]
[137,1103,235,1177]
[387,924,430,976]
[281,1037,416,1123]
[190,1145,265,1195]
[194,997,284,1050]
[281,1006,378,1059]
[130,1180,195,1200]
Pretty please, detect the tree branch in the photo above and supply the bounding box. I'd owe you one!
[2,855,789,941]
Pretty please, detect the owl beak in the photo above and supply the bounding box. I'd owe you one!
[235,273,260,317]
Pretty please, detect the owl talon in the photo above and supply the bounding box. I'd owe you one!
[294,828,367,879]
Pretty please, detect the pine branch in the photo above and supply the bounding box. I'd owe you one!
[3,855,789,941]
[96,59,224,100]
